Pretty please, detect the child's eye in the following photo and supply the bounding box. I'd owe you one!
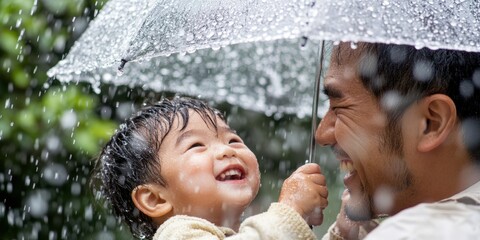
[188,143,204,149]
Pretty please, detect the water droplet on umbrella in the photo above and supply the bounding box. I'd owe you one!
[350,42,358,49]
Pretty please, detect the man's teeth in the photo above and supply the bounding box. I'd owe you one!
[219,169,242,181]
[340,161,355,173]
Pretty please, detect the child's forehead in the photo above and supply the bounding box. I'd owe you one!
[171,110,226,132]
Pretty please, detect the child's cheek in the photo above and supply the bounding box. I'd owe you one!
[181,171,215,195]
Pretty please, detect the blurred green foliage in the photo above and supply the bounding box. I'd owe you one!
[0,0,341,239]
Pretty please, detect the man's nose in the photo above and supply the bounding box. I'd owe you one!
[215,143,236,160]
[315,109,336,146]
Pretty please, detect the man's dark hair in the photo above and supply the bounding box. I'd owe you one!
[90,97,224,239]
[348,42,480,162]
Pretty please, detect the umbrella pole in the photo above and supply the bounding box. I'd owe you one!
[307,40,326,163]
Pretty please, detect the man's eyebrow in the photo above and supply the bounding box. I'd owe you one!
[322,85,344,99]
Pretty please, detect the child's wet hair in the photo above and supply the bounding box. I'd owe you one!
[90,97,225,239]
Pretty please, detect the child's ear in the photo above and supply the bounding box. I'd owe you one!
[417,94,457,152]
[131,184,173,218]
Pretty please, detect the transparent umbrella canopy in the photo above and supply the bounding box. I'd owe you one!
[47,0,480,162]
[47,0,480,113]
[48,0,322,117]
[307,0,480,51]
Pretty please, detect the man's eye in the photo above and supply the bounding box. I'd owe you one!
[229,138,242,144]
[188,143,204,149]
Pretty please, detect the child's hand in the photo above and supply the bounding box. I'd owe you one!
[279,163,328,226]
[333,189,379,239]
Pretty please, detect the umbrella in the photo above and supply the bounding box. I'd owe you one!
[47,0,480,162]
[47,0,325,118]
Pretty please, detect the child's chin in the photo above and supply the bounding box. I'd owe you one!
[224,195,255,208]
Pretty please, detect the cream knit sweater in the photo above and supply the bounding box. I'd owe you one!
[153,202,316,240]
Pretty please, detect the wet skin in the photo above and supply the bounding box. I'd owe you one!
[158,111,260,229]
[315,48,413,220]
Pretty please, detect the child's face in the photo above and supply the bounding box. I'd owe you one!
[158,111,260,226]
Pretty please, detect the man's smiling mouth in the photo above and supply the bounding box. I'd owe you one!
[340,160,355,173]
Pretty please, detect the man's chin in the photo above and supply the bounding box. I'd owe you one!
[344,198,373,221]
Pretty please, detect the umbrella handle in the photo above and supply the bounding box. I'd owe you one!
[307,40,326,164]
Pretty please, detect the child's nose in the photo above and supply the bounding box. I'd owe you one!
[215,144,236,160]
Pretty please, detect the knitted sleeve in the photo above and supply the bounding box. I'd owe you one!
[231,202,316,240]
[153,202,316,240]
[153,215,228,240]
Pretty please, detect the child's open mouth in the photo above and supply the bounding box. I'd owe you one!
[216,168,245,181]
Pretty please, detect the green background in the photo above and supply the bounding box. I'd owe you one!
[0,0,342,239]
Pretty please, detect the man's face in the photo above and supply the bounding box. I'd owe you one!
[158,111,260,227]
[315,46,413,220]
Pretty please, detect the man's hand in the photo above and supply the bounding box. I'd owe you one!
[279,163,328,226]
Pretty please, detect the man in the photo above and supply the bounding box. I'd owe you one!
[317,42,480,239]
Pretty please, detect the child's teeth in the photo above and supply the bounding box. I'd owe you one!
[218,169,243,181]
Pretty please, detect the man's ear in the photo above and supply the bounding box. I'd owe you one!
[131,184,172,218]
[417,94,457,152]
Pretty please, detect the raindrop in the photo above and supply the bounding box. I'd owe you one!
[450,20,458,27]
[374,185,394,212]
[461,118,480,151]
[60,111,77,129]
[25,176,31,186]
[206,29,215,39]
[43,163,68,186]
[459,80,474,98]
[46,135,61,152]
[413,60,434,82]
[71,182,81,195]
[473,69,480,87]
[84,205,93,221]
[359,53,378,78]
[7,210,14,225]
[118,175,125,185]
[381,91,402,111]
[186,46,196,53]
[0,203,4,217]
[91,81,101,94]
[4,98,11,108]
[185,32,195,42]
[389,45,407,63]
[26,190,49,218]
[49,231,57,240]
[96,231,114,240]
[350,42,358,49]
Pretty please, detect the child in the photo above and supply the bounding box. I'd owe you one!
[91,97,328,239]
